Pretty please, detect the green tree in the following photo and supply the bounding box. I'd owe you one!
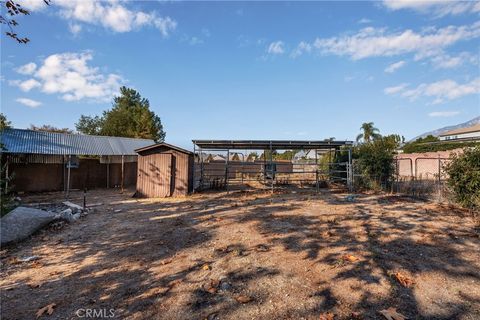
[0,113,12,131]
[75,115,103,135]
[0,163,15,217]
[399,135,476,153]
[356,134,400,190]
[356,122,381,143]
[445,146,480,210]
[246,152,258,161]
[76,86,166,142]
[29,124,74,134]
[0,113,14,216]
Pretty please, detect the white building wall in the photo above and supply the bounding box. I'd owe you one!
[439,131,480,141]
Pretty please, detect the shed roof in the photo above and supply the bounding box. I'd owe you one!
[439,124,480,137]
[192,140,353,150]
[135,142,193,155]
[0,128,155,156]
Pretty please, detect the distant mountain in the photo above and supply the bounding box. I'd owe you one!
[412,116,480,141]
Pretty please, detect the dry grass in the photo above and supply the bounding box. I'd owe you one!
[1,188,479,319]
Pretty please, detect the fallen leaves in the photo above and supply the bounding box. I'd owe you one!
[392,272,415,288]
[235,295,253,303]
[379,307,406,320]
[203,279,220,294]
[342,254,359,263]
[36,303,56,318]
[202,264,211,271]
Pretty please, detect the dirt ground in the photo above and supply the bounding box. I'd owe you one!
[1,187,479,320]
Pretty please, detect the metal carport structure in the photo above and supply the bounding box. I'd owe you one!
[192,140,354,193]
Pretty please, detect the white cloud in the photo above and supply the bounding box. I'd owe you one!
[10,78,42,92]
[384,60,406,73]
[20,0,49,11]
[22,0,177,36]
[430,52,478,69]
[312,22,480,60]
[382,0,480,17]
[358,18,372,24]
[267,41,285,55]
[291,41,312,58]
[384,83,409,94]
[181,35,204,46]
[16,98,42,108]
[16,62,37,75]
[69,23,82,36]
[428,111,460,117]
[385,78,480,104]
[11,51,124,102]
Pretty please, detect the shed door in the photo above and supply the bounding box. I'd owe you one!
[139,154,172,197]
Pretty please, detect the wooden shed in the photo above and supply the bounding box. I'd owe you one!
[135,143,194,197]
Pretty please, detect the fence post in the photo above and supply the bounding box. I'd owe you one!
[347,148,353,192]
[438,155,441,202]
[225,150,229,193]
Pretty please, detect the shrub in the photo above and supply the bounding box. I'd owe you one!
[355,135,399,190]
[0,162,15,217]
[445,146,480,210]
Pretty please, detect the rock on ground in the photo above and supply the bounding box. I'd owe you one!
[0,207,58,245]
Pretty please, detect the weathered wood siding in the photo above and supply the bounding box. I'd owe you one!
[8,159,137,192]
[136,146,193,197]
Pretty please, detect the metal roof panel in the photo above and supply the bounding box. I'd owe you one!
[0,128,155,155]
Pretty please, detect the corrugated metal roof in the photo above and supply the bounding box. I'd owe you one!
[192,139,353,150]
[0,128,155,155]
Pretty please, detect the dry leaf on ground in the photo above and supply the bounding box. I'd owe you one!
[342,254,359,262]
[36,303,56,318]
[379,307,406,320]
[235,295,253,303]
[392,272,415,288]
[203,279,220,294]
[202,264,211,271]
[319,312,335,320]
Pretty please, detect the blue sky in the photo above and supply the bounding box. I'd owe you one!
[1,0,479,149]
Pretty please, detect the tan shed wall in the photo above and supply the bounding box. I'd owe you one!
[136,146,193,197]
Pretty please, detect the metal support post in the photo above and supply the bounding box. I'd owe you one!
[315,149,319,193]
[347,148,352,191]
[121,154,125,193]
[200,147,204,190]
[270,142,274,194]
[437,155,441,201]
[225,150,229,193]
[66,154,71,199]
[263,149,266,188]
[63,155,66,192]
[193,143,196,193]
[106,156,110,188]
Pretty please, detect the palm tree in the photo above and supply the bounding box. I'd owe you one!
[356,122,381,143]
